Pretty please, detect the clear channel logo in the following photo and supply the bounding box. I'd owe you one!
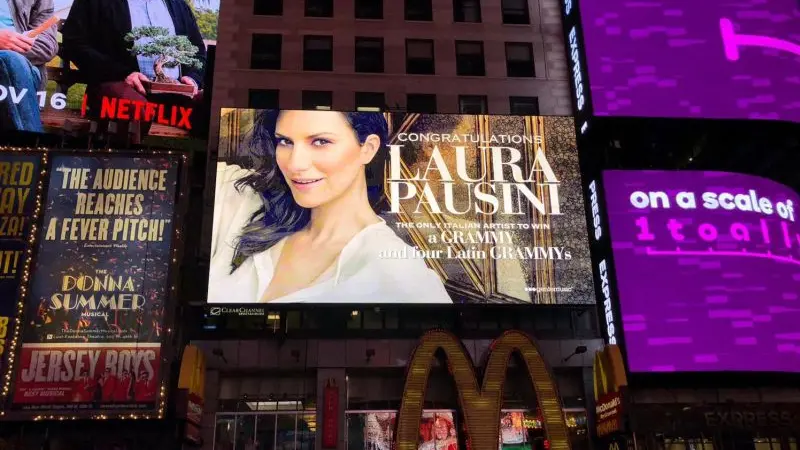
[209,306,263,317]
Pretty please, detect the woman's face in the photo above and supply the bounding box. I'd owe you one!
[434,419,449,439]
[274,110,380,209]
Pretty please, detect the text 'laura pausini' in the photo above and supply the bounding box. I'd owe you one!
[387,145,561,216]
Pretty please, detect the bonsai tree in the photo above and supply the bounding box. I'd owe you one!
[125,26,203,84]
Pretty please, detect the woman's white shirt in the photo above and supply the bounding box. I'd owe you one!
[209,162,452,304]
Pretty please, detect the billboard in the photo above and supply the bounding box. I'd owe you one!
[602,170,800,373]
[211,109,593,304]
[0,152,42,378]
[12,154,180,411]
[0,0,219,137]
[566,0,800,123]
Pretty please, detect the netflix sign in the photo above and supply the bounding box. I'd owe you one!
[13,343,160,411]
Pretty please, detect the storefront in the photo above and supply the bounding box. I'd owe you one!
[211,404,588,450]
[591,346,800,450]
[197,330,598,450]
[622,402,800,450]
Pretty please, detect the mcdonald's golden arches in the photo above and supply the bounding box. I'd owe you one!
[592,345,627,437]
[396,330,571,450]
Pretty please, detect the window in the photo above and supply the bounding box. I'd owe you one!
[510,96,539,115]
[305,0,333,17]
[453,0,481,22]
[502,0,530,24]
[250,34,282,70]
[355,37,384,73]
[505,42,535,77]
[355,92,385,111]
[459,95,487,114]
[406,39,435,74]
[407,94,437,113]
[302,90,332,110]
[248,89,279,109]
[303,36,333,71]
[455,41,485,76]
[254,0,282,15]
[355,0,383,19]
[405,0,433,21]
[215,412,317,450]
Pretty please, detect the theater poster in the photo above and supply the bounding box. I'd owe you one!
[12,154,180,411]
[0,152,42,378]
[212,109,593,305]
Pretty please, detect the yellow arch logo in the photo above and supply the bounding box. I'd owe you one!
[396,330,570,450]
[592,345,626,401]
[178,344,206,397]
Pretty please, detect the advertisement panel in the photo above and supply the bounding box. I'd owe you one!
[12,154,180,411]
[0,152,42,377]
[572,0,800,123]
[13,342,159,410]
[212,109,593,304]
[357,411,458,450]
[592,345,627,437]
[602,170,800,373]
[0,0,219,137]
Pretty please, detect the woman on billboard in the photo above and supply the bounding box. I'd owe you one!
[209,109,451,304]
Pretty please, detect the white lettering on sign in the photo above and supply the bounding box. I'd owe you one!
[568,27,586,111]
[598,259,616,344]
[589,180,602,241]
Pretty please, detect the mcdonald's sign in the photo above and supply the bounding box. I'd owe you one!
[178,345,207,445]
[592,345,627,437]
[396,330,570,450]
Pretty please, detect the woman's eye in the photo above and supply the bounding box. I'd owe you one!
[311,138,331,147]
[275,138,292,147]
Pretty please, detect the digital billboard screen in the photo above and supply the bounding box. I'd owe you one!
[603,170,800,373]
[210,109,594,304]
[575,0,800,123]
[12,154,181,412]
[0,0,219,137]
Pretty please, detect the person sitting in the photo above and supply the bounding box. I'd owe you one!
[61,0,206,136]
[0,0,58,132]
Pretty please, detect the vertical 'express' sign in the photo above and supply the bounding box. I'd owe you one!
[561,0,591,135]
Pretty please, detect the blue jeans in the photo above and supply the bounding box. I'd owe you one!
[0,50,43,132]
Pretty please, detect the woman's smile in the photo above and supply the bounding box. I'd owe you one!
[290,177,324,190]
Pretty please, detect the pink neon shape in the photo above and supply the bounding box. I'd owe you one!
[720,17,800,61]
[645,246,800,267]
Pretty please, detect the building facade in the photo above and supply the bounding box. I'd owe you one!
[209,0,573,142]
[191,306,603,450]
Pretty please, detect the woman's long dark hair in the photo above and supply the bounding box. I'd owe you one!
[231,110,389,271]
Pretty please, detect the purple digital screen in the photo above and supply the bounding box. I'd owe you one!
[579,0,800,123]
[602,170,800,373]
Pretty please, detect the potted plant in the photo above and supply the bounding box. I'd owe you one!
[125,26,203,96]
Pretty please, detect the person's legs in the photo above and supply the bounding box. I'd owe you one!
[0,50,43,132]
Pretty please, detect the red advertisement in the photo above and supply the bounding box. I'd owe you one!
[322,381,339,448]
[12,343,159,411]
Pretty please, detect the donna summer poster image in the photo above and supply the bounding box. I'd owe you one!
[211,109,593,305]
